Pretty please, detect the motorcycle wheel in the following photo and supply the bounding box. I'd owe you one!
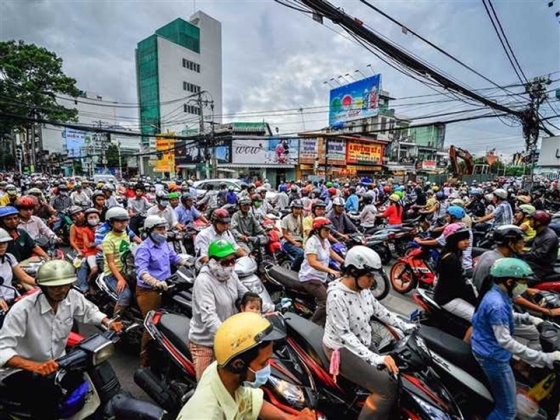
[390,262,417,294]
[279,259,293,271]
[371,270,390,301]
[375,245,392,265]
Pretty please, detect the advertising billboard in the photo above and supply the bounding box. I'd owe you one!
[346,141,383,165]
[176,139,230,165]
[268,138,298,165]
[329,74,381,125]
[421,160,437,171]
[64,128,89,158]
[232,139,270,164]
[539,136,560,167]
[154,136,175,173]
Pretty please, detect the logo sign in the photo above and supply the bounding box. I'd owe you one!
[346,141,383,165]
[327,139,346,164]
[231,139,270,164]
[329,74,381,125]
[421,160,436,171]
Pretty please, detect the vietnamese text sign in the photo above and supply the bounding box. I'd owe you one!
[327,139,346,165]
[329,74,381,125]
[346,141,383,165]
[299,139,318,164]
[154,136,175,172]
[421,160,436,171]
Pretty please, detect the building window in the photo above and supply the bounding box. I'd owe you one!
[182,58,200,73]
[184,104,201,115]
[183,82,201,93]
[381,117,387,133]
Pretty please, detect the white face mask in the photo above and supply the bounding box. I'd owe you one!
[207,258,234,282]
[511,282,528,297]
[87,217,100,227]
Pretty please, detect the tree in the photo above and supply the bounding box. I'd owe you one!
[105,143,124,168]
[0,40,81,133]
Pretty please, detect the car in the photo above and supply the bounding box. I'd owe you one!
[193,178,277,202]
[93,174,117,184]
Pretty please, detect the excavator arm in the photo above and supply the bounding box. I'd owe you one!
[449,145,474,176]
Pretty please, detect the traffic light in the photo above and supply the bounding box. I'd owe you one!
[15,148,22,161]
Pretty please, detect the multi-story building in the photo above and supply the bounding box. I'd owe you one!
[136,12,222,176]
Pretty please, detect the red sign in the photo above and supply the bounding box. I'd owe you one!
[346,141,383,165]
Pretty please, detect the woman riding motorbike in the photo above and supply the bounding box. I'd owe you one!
[0,228,35,309]
[377,194,403,228]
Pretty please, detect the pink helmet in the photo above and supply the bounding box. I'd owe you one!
[443,223,464,239]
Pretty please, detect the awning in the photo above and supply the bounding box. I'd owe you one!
[220,164,296,169]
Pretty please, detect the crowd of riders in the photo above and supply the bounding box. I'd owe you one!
[0,171,560,419]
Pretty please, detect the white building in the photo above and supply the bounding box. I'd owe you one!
[136,11,223,176]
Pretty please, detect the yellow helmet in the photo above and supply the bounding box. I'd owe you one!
[432,186,440,192]
[214,312,285,368]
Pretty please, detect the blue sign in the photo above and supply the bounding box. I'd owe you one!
[329,74,381,125]
[63,128,89,158]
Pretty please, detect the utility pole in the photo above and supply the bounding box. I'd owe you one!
[197,93,209,179]
[520,77,550,187]
[211,103,217,178]
[117,140,122,180]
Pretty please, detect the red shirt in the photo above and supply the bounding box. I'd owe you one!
[379,204,403,225]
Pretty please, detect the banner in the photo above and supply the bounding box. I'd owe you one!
[421,160,436,171]
[329,74,381,125]
[299,139,318,164]
[154,136,175,172]
[176,139,230,165]
[346,141,383,165]
[268,138,298,165]
[232,139,270,164]
[327,139,346,165]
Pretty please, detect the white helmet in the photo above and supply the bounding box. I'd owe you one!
[332,197,345,206]
[106,207,129,222]
[493,188,508,200]
[344,246,382,271]
[144,215,167,231]
[484,193,494,202]
[0,228,13,243]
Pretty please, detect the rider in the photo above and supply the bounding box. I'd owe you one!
[0,228,36,304]
[513,204,536,243]
[0,260,122,418]
[0,184,19,207]
[177,312,315,420]
[299,217,343,326]
[16,195,59,245]
[471,258,560,420]
[146,191,183,231]
[281,200,305,271]
[194,208,246,264]
[102,184,122,209]
[92,190,108,221]
[345,187,359,213]
[323,246,417,420]
[524,210,558,279]
[358,194,377,226]
[303,199,336,242]
[50,184,72,214]
[175,193,209,226]
[476,188,513,227]
[127,183,151,234]
[327,197,359,240]
[135,215,190,367]
[70,183,91,207]
[377,194,404,228]
[230,197,266,254]
[188,240,249,380]
[0,206,48,262]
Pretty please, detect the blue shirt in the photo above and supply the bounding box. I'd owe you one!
[175,204,201,225]
[135,238,181,288]
[345,194,359,213]
[471,285,515,362]
[226,192,237,205]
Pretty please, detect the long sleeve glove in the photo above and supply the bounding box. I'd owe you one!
[141,273,168,291]
[528,315,544,326]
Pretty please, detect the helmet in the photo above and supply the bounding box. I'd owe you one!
[493,225,524,245]
[312,217,333,231]
[248,183,256,190]
[395,191,404,199]
[251,194,261,202]
[312,200,326,212]
[332,197,345,206]
[532,210,551,225]
[290,200,304,209]
[395,186,404,192]
[106,207,129,222]
[0,228,13,243]
[15,196,37,209]
[383,186,391,193]
[168,192,180,200]
[208,239,236,259]
[144,215,167,231]
[518,204,536,217]
[36,260,77,287]
[493,189,507,200]
[92,190,104,200]
[389,194,400,202]
[450,198,465,208]
[326,181,333,188]
[239,198,252,206]
[279,185,288,192]
[446,206,465,220]
[432,186,440,192]
[67,206,84,217]
[181,193,193,203]
[443,223,466,239]
[101,184,115,192]
[344,246,382,271]
[363,195,373,204]
[228,185,235,191]
[6,184,17,196]
[435,191,446,200]
[328,187,337,196]
[156,190,169,201]
[214,312,285,368]
[516,195,531,204]
[0,206,19,219]
[212,208,231,224]
[84,208,100,217]
[490,258,534,280]
[26,188,43,196]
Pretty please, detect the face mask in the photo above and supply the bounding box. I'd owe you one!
[87,217,99,227]
[253,202,262,208]
[243,364,271,389]
[159,200,169,207]
[151,233,167,244]
[208,258,234,282]
[511,282,528,297]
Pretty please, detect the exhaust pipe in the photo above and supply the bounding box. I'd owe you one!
[134,368,179,412]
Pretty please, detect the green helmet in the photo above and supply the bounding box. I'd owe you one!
[168,192,180,199]
[490,258,534,280]
[518,204,536,217]
[36,260,77,287]
[395,191,404,199]
[208,239,236,259]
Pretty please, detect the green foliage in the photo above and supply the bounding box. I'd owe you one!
[105,143,126,168]
[0,40,81,133]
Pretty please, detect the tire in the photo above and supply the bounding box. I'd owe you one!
[279,259,293,271]
[371,270,390,301]
[377,245,392,265]
[390,261,417,294]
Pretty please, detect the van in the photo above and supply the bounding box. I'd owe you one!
[93,174,117,184]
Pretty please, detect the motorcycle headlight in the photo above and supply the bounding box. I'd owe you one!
[268,376,305,409]
[246,280,264,294]
[91,341,115,366]
[412,395,452,419]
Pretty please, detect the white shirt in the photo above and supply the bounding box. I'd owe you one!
[0,289,106,366]
[194,226,239,259]
[146,204,178,229]
[0,253,18,301]
[18,215,57,241]
[299,235,330,283]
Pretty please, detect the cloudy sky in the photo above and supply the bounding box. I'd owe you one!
[1,0,559,158]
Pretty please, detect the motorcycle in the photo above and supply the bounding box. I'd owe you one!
[0,326,168,420]
[389,246,436,295]
[235,255,275,312]
[281,312,465,419]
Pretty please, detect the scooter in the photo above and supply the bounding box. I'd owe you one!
[0,327,168,420]
[389,246,436,295]
[235,255,275,312]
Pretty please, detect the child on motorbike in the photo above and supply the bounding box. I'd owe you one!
[239,292,262,314]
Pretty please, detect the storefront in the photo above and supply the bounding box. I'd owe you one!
[344,137,387,177]
[298,137,347,180]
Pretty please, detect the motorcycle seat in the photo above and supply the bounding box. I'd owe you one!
[284,313,330,371]
[417,325,488,385]
[538,272,560,281]
[159,313,191,358]
[268,266,307,293]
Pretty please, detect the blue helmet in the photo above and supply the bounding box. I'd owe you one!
[279,184,288,193]
[0,206,18,219]
[436,191,447,200]
[447,205,465,220]
[395,185,404,192]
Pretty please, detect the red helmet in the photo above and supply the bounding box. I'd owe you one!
[212,208,231,224]
[15,195,37,209]
[532,210,551,226]
[328,187,337,196]
[383,186,391,193]
[312,217,333,231]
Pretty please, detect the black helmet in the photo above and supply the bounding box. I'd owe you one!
[493,225,524,245]
[312,200,326,212]
[181,193,193,203]
[290,199,304,209]
[363,195,373,204]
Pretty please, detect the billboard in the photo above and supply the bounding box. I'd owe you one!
[268,138,298,165]
[64,128,89,158]
[232,139,270,164]
[154,136,175,173]
[539,136,560,167]
[176,139,231,165]
[421,160,437,171]
[299,139,318,164]
[346,141,383,165]
[329,74,381,125]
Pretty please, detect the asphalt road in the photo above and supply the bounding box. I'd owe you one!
[81,266,420,403]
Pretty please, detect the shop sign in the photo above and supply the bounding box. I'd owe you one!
[269,138,298,164]
[154,136,175,173]
[346,141,383,165]
[232,139,270,164]
[421,160,436,171]
[327,139,346,165]
[299,139,318,164]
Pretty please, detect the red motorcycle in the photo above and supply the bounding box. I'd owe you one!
[390,246,436,294]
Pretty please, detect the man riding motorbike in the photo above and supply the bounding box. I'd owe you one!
[175,193,209,226]
[281,200,305,271]
[327,197,358,241]
[476,188,513,227]
[524,210,558,279]
[16,195,59,246]
[146,191,183,231]
[127,183,151,235]
[231,197,266,254]
[0,206,48,262]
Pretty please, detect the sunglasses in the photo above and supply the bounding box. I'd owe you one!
[220,258,237,267]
